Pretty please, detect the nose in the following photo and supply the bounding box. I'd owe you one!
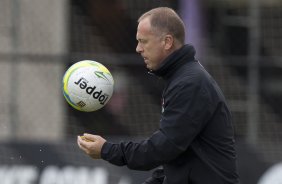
[136,43,143,53]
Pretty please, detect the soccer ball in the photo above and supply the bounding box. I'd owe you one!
[62,60,114,112]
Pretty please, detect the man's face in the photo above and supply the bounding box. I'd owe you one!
[136,17,167,71]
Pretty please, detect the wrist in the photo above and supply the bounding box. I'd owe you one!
[101,141,113,160]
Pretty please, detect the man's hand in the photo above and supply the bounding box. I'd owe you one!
[77,133,106,159]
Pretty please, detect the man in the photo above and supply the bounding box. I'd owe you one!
[77,7,240,184]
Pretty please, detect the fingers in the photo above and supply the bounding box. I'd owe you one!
[80,135,92,142]
[77,135,92,148]
[83,133,100,142]
[77,136,87,152]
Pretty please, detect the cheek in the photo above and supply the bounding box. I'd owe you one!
[144,41,164,60]
[145,42,159,54]
[143,43,152,52]
[151,50,166,68]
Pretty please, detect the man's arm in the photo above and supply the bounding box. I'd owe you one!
[101,129,183,170]
[77,131,182,171]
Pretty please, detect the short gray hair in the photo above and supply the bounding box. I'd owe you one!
[138,7,185,44]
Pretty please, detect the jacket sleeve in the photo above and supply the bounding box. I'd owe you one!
[101,80,215,170]
[142,168,165,184]
[101,129,183,170]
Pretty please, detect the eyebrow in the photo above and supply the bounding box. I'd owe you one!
[137,38,147,43]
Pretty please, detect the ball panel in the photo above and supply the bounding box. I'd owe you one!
[63,90,83,111]
[63,67,80,96]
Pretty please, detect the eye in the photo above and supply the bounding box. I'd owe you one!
[137,39,146,44]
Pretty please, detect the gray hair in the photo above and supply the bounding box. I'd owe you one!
[138,7,185,44]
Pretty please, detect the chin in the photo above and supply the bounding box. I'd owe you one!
[147,66,155,71]
[145,64,151,70]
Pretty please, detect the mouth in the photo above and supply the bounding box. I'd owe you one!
[140,55,149,66]
[143,57,148,62]
[144,60,150,69]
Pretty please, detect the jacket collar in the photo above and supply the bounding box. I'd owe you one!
[150,44,196,79]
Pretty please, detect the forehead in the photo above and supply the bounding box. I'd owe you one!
[137,17,153,38]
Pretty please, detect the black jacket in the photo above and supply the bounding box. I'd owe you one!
[101,45,240,184]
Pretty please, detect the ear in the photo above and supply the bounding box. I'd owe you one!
[163,34,174,50]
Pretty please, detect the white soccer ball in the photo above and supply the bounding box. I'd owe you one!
[62,60,114,112]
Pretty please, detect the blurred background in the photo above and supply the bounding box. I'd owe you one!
[1,0,282,183]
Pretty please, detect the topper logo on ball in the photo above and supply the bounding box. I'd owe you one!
[74,77,109,105]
